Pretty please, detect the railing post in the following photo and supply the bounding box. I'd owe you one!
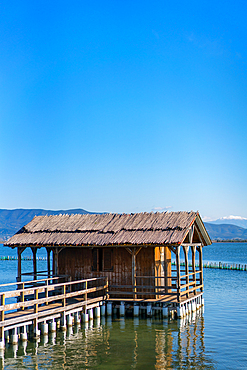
[63,284,66,307]
[106,277,109,300]
[45,279,48,305]
[34,288,38,313]
[68,276,71,293]
[21,282,25,310]
[0,294,5,345]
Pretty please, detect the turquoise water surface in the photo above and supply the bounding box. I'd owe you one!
[0,243,246,369]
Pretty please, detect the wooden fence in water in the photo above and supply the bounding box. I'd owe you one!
[172,261,247,271]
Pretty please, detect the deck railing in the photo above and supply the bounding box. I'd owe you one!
[0,277,107,332]
[108,271,202,302]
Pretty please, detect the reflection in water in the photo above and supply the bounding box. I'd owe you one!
[1,312,215,369]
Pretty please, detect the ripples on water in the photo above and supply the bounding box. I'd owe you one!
[0,243,246,369]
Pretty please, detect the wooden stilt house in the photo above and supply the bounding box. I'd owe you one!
[5,211,211,305]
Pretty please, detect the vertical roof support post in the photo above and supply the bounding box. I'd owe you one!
[183,246,189,298]
[191,246,197,295]
[132,247,136,300]
[17,247,26,283]
[126,247,142,300]
[164,247,172,294]
[46,248,51,279]
[176,246,181,302]
[31,247,37,281]
[17,247,22,282]
[198,245,203,292]
[53,248,59,277]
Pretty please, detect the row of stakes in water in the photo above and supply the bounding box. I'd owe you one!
[0,256,47,261]
[172,261,247,271]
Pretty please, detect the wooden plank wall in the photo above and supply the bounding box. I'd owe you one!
[58,247,155,288]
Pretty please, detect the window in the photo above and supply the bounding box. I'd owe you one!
[92,248,113,271]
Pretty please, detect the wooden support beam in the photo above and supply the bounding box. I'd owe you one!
[198,245,203,292]
[194,224,204,245]
[189,225,194,244]
[176,246,181,302]
[132,248,136,300]
[51,247,64,277]
[17,247,26,282]
[46,248,51,278]
[125,247,142,299]
[191,245,197,295]
[17,248,21,283]
[168,246,176,255]
[52,248,59,276]
[181,243,202,247]
[183,246,189,298]
[163,247,171,293]
[31,248,37,281]
[135,247,142,256]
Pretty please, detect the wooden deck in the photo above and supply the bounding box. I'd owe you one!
[0,276,107,338]
[0,274,204,345]
[108,291,203,305]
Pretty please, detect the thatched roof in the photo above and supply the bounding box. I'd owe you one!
[4,211,211,247]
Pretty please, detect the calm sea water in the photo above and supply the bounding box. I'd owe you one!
[0,243,246,369]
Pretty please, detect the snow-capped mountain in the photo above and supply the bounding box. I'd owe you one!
[209,216,247,229]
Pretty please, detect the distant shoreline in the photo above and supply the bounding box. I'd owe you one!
[212,239,247,243]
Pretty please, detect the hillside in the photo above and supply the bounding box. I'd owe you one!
[0,208,94,241]
[204,222,247,241]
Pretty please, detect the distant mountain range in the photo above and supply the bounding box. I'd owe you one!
[209,217,247,229]
[204,222,247,241]
[0,208,95,241]
[0,209,247,242]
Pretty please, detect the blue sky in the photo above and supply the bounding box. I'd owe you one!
[1,0,247,220]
